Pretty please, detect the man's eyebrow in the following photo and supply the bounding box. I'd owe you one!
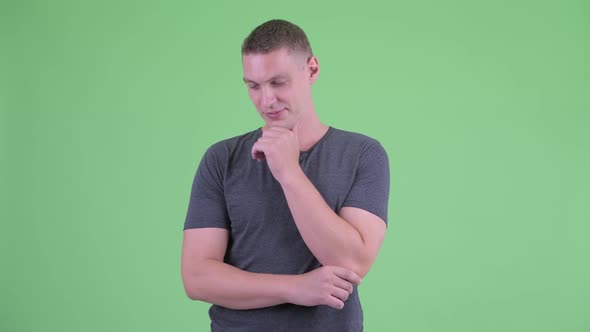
[243,74,289,84]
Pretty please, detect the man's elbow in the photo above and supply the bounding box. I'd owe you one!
[182,280,201,301]
[184,290,198,301]
[184,284,215,303]
[181,270,208,301]
[325,255,374,279]
[351,260,373,279]
[345,248,377,278]
[183,283,201,301]
[353,242,382,278]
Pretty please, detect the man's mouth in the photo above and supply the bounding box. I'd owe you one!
[265,109,285,119]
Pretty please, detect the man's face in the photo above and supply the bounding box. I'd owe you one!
[242,47,318,130]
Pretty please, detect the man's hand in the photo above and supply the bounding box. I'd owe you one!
[251,127,301,183]
[288,266,362,310]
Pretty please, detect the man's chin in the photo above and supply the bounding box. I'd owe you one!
[263,120,295,130]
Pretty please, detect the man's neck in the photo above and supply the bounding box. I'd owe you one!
[295,121,329,152]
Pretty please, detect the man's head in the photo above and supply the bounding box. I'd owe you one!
[242,19,319,130]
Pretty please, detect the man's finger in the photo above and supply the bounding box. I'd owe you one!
[330,286,350,302]
[331,267,362,285]
[266,126,290,132]
[251,142,267,161]
[261,129,286,138]
[333,277,354,294]
[257,137,274,144]
[325,297,345,310]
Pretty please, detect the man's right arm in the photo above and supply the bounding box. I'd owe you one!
[181,227,361,310]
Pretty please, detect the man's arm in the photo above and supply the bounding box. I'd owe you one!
[251,127,388,278]
[181,227,361,310]
[280,174,387,278]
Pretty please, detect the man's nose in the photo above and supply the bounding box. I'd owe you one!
[261,86,277,108]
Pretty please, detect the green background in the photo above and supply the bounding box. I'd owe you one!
[2,0,589,331]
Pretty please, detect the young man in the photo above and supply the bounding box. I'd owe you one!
[182,19,390,331]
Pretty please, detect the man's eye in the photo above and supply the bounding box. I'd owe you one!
[271,81,286,86]
[248,84,260,90]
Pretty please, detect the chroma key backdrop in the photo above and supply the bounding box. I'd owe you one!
[1,0,589,331]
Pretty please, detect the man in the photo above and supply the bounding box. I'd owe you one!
[181,19,390,331]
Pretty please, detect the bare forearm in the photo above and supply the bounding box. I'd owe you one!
[280,169,371,276]
[183,258,296,310]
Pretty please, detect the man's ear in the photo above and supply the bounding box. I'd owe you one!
[307,56,320,84]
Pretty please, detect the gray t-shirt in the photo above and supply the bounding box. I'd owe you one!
[184,126,390,331]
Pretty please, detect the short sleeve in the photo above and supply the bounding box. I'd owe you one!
[342,140,390,224]
[183,147,231,230]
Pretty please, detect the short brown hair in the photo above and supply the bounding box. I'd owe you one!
[241,19,313,58]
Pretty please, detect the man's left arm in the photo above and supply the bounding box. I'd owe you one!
[280,172,387,278]
[252,127,390,278]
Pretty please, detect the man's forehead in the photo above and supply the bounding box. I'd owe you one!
[243,46,306,60]
[243,73,290,84]
[242,50,307,83]
[244,46,309,62]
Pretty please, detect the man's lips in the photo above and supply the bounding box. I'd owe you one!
[265,109,285,119]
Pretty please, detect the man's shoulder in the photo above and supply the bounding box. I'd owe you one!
[206,128,261,155]
[328,126,384,150]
